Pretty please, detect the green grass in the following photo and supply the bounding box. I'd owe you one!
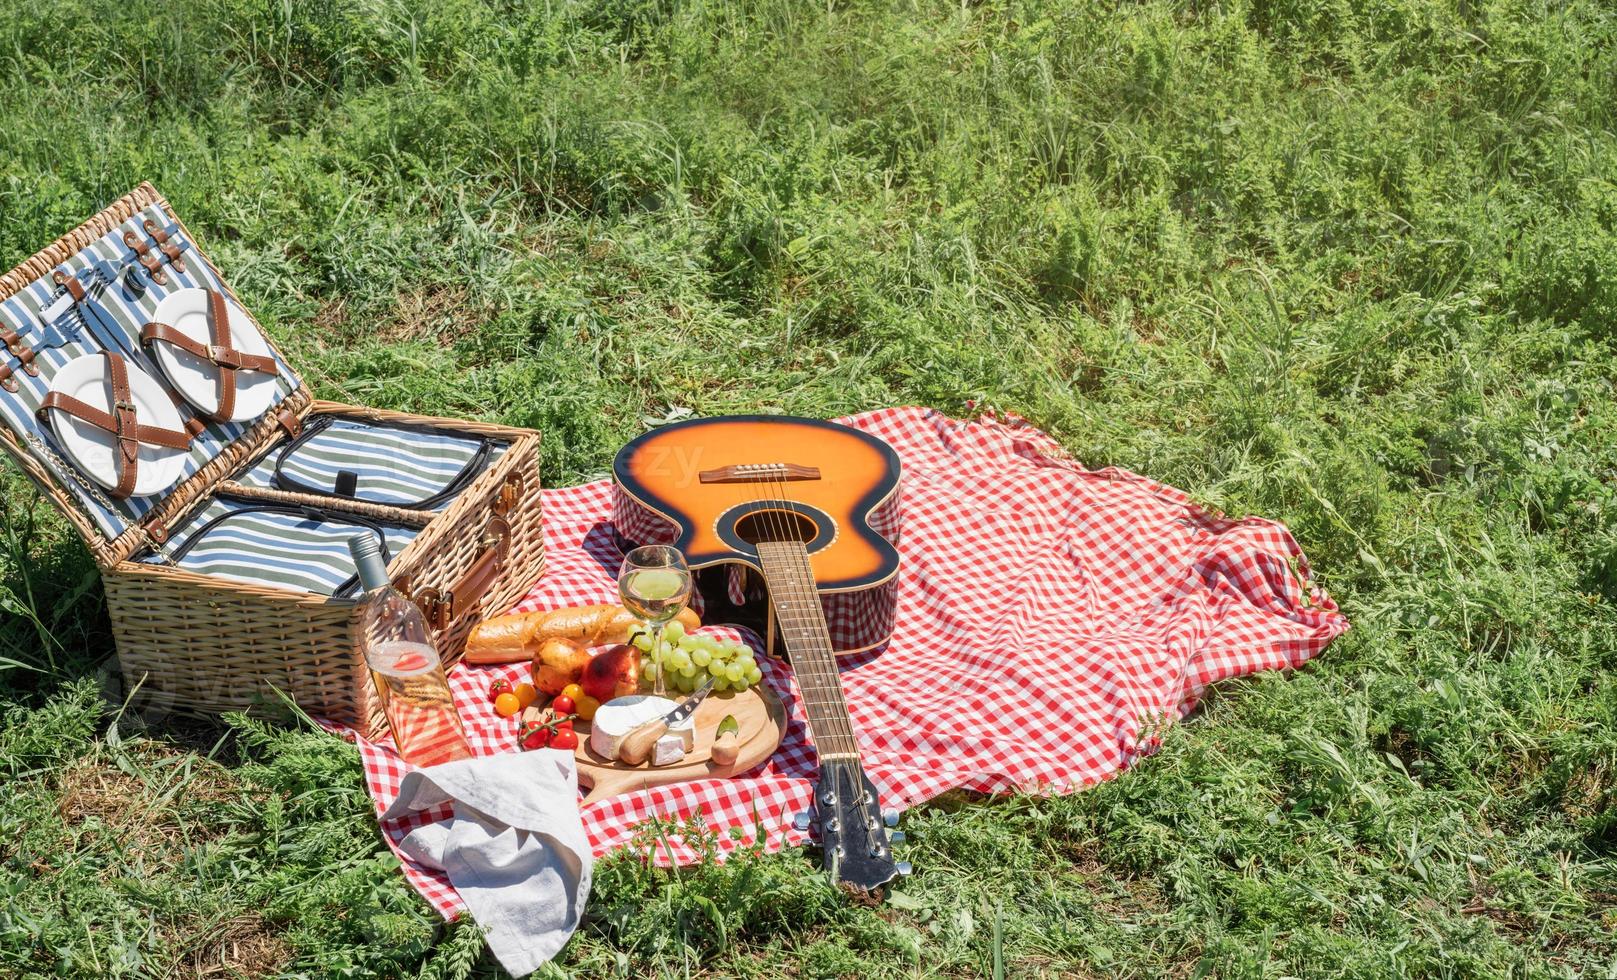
[2,0,1616,975]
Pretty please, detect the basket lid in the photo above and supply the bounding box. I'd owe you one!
[0,183,312,567]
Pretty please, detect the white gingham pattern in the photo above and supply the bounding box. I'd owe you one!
[330,407,1349,919]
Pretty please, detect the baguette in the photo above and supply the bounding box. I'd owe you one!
[463,603,700,664]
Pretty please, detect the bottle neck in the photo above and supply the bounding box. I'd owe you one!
[353,546,392,595]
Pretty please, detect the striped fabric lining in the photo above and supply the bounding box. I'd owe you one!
[233,416,505,510]
[0,204,299,541]
[142,496,421,596]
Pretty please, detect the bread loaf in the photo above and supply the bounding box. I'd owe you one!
[463,603,700,664]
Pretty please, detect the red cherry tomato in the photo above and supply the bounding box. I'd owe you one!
[550,728,578,751]
[554,718,574,731]
[551,695,575,715]
[489,678,515,701]
[520,723,550,751]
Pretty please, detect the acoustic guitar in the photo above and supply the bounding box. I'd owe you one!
[612,414,907,898]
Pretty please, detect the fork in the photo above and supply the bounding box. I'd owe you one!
[1,263,145,391]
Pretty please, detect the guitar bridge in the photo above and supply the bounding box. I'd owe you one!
[698,462,821,484]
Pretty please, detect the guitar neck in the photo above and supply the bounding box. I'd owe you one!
[754,539,863,761]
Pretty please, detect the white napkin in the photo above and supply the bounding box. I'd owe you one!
[381,750,593,977]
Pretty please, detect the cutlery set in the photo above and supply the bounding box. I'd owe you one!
[0,221,189,392]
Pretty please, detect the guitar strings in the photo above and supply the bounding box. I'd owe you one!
[755,469,820,732]
[756,464,859,757]
[776,464,861,758]
[773,463,855,754]
[790,533,861,757]
[754,459,887,869]
[750,467,839,749]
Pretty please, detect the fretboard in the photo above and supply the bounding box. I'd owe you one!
[754,539,863,760]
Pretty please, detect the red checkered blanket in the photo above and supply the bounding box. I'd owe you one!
[342,407,1349,917]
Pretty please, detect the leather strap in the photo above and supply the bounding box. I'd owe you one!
[275,405,302,439]
[0,362,16,392]
[1,327,20,350]
[123,231,167,285]
[139,290,276,422]
[165,389,207,438]
[36,352,191,498]
[15,344,38,376]
[449,533,505,617]
[144,220,187,272]
[412,517,510,630]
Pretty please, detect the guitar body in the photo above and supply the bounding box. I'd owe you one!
[612,415,901,657]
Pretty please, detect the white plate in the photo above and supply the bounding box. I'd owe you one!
[45,355,188,498]
[149,288,278,423]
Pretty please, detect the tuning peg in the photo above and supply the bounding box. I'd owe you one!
[792,811,815,833]
[896,861,913,876]
[882,810,900,828]
[889,831,906,845]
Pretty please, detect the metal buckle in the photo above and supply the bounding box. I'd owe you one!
[208,345,242,369]
[114,399,139,413]
[493,472,523,517]
[411,586,452,632]
[481,515,511,557]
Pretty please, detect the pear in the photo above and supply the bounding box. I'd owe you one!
[581,643,642,702]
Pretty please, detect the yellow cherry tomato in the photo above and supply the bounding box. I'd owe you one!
[559,683,586,704]
[574,695,600,722]
[514,682,538,708]
[493,692,522,718]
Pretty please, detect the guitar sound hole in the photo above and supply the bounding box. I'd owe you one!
[735,509,818,545]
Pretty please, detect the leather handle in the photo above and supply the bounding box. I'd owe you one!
[453,515,509,612]
[411,516,510,631]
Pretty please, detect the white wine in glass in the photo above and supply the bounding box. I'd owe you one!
[618,545,692,697]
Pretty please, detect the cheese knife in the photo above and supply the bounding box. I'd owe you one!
[618,677,716,766]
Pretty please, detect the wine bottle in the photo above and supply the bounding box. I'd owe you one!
[350,535,473,767]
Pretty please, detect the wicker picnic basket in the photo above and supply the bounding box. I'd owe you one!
[0,184,546,739]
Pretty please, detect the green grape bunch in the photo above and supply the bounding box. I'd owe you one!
[630,620,765,694]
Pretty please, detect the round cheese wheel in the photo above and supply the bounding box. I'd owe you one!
[589,695,695,760]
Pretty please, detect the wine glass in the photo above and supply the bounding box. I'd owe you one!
[617,545,692,697]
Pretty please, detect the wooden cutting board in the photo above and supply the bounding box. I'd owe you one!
[574,682,787,805]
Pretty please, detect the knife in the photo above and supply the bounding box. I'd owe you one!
[35,262,133,328]
[31,266,139,358]
[617,677,716,766]
[73,266,159,367]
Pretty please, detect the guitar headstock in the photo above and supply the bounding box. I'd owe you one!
[793,758,910,901]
